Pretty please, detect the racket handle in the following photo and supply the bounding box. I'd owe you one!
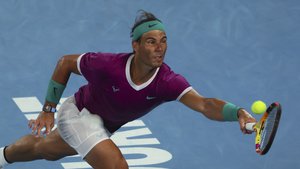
[245,122,256,131]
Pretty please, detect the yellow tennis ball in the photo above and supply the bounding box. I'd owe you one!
[251,100,267,114]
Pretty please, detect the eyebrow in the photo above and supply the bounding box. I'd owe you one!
[145,36,167,41]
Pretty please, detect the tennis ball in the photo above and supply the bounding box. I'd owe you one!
[251,100,267,114]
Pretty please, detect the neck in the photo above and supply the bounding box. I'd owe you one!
[130,57,157,85]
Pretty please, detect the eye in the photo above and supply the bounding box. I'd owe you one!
[161,38,167,44]
[146,39,156,45]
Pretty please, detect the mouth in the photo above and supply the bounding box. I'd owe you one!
[154,55,163,62]
[154,54,163,59]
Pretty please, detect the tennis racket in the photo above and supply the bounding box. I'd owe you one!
[245,102,282,155]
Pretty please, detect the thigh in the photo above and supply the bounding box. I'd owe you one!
[85,139,128,169]
[57,98,111,158]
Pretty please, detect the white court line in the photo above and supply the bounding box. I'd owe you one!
[12,97,172,169]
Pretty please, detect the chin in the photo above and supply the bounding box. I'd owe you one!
[153,62,163,68]
[153,58,164,66]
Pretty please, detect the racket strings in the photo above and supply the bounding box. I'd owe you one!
[260,108,277,149]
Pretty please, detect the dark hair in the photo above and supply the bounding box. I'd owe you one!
[130,10,161,41]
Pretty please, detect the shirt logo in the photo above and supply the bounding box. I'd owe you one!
[112,86,120,92]
[146,96,156,100]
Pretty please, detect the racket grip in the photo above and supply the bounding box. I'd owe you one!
[245,123,256,131]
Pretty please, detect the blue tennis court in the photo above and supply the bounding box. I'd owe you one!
[1,0,299,168]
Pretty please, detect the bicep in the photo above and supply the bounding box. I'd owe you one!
[52,54,81,84]
[60,54,81,75]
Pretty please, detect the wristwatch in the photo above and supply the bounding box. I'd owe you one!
[43,105,57,113]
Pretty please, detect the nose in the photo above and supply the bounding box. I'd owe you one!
[155,42,163,52]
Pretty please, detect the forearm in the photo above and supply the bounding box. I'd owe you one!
[29,55,80,135]
[44,55,80,108]
[180,89,256,134]
[199,98,226,121]
[200,98,246,121]
[180,89,241,121]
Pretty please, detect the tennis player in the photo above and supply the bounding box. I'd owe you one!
[0,10,256,169]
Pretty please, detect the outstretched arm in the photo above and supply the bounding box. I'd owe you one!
[179,89,256,133]
[29,54,81,136]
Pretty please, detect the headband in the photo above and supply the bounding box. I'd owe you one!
[132,20,165,41]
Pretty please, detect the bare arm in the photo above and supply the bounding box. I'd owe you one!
[29,54,81,136]
[44,54,81,107]
[179,89,256,133]
[51,54,81,84]
[179,89,225,121]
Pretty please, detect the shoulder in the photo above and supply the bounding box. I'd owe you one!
[158,63,186,82]
[79,52,131,69]
[78,52,131,76]
[157,63,191,91]
[81,52,131,62]
[155,63,191,101]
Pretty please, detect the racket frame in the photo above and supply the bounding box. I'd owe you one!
[246,102,281,155]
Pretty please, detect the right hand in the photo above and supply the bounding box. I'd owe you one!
[237,109,257,134]
[28,111,55,137]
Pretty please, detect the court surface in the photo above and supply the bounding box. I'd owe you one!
[1,0,299,169]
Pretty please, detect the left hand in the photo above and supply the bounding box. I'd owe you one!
[237,109,256,134]
[28,111,55,137]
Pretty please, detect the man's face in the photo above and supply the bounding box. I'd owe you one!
[133,30,167,68]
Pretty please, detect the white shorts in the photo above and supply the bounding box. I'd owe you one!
[57,96,111,158]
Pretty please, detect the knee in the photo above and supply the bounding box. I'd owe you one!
[115,156,128,169]
[34,140,62,161]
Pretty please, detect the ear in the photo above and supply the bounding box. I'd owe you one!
[132,41,139,53]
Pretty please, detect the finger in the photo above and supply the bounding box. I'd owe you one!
[43,123,52,135]
[31,121,40,135]
[50,122,55,129]
[28,120,35,129]
[36,123,45,137]
[246,130,253,134]
[241,122,246,131]
[33,120,44,137]
[240,121,253,134]
[243,121,255,134]
[239,119,246,133]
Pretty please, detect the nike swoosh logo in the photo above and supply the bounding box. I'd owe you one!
[148,23,157,28]
[53,87,57,97]
[146,96,156,100]
[112,86,120,92]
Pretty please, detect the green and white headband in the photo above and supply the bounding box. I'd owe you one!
[132,20,165,41]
